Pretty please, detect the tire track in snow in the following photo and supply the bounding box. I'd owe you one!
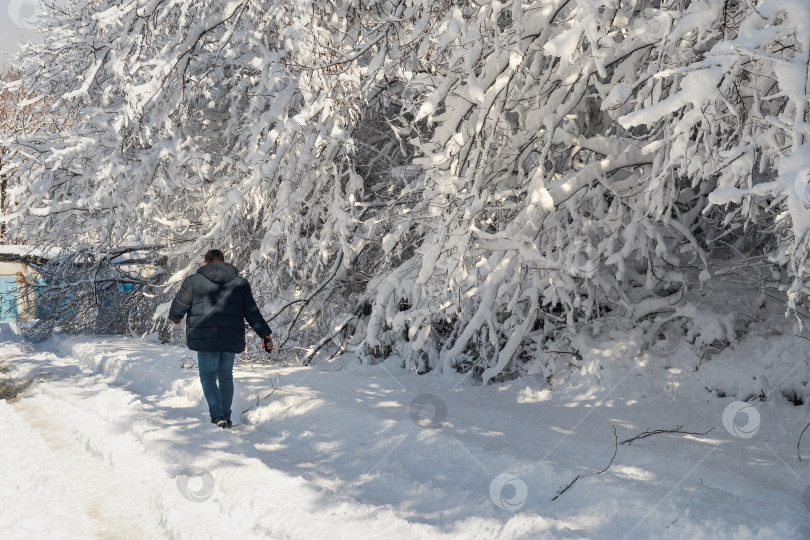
[13,396,155,539]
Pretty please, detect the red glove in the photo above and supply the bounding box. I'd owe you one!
[172,320,181,325]
[262,336,273,354]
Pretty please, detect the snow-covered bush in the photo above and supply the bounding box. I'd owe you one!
[3,0,808,382]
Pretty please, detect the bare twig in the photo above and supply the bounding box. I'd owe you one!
[551,475,581,501]
[797,420,810,461]
[241,375,282,415]
[620,425,714,446]
[597,425,619,474]
[552,425,618,502]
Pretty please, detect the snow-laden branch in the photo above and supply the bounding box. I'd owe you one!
[3,0,802,383]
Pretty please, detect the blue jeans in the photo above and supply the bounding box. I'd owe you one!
[196,351,236,421]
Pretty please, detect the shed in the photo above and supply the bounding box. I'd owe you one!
[0,245,59,322]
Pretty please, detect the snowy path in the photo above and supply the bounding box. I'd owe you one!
[10,394,154,539]
[1,333,809,539]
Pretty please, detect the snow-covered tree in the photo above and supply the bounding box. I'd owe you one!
[4,0,808,382]
[0,67,57,244]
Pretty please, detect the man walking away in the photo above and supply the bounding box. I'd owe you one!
[169,249,273,428]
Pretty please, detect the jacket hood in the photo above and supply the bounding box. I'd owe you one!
[197,262,239,284]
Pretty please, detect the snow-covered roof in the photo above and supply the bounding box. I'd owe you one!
[0,245,62,261]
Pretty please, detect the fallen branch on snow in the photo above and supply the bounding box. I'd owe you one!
[241,375,282,415]
[552,425,618,502]
[620,425,714,446]
[797,420,810,461]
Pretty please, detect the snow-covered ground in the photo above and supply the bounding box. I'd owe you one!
[2,324,810,539]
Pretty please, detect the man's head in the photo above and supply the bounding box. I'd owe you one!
[204,249,225,264]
